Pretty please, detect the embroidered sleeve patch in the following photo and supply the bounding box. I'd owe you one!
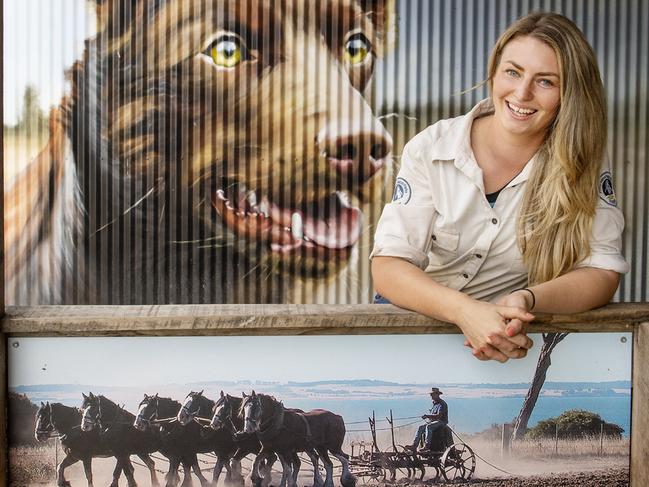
[392,177,412,204]
[599,171,617,207]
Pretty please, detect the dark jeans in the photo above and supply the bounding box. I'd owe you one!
[413,421,447,448]
[373,294,391,304]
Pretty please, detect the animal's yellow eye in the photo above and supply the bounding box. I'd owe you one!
[208,36,244,68]
[344,33,371,65]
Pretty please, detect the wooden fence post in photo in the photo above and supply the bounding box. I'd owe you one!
[501,423,511,458]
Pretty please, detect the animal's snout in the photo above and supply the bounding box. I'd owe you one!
[318,124,392,184]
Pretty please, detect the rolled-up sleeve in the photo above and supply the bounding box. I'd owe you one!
[576,203,630,273]
[576,162,630,274]
[370,137,436,270]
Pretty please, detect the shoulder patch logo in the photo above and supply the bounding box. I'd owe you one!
[599,171,617,207]
[392,177,412,204]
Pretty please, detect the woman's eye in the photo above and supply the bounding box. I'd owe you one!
[505,68,519,78]
[344,33,371,65]
[538,78,555,87]
[206,35,248,68]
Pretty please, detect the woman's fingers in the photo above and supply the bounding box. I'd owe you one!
[487,334,531,357]
[505,318,526,337]
[499,320,534,348]
[500,306,535,322]
[476,344,509,363]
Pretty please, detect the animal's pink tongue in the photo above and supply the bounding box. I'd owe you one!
[270,200,362,249]
[303,205,361,249]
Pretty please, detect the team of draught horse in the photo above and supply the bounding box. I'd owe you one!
[35,391,356,487]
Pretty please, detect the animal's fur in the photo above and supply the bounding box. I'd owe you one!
[5,0,395,304]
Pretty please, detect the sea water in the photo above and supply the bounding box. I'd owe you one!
[285,396,631,437]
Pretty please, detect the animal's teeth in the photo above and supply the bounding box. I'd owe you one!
[258,200,270,218]
[246,191,257,207]
[291,212,303,240]
[336,191,351,206]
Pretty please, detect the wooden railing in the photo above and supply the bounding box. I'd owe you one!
[1,303,648,485]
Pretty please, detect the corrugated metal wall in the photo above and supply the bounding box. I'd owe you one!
[3,0,647,304]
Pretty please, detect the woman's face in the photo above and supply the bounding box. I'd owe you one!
[491,35,561,141]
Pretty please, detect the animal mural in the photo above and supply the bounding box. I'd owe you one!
[4,0,396,305]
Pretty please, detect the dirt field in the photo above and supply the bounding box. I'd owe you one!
[10,443,629,487]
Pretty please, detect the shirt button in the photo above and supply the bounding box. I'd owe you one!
[476,254,483,259]
[491,218,498,225]
[432,235,437,241]
[462,273,469,279]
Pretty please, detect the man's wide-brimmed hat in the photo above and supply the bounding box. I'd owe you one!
[429,387,443,395]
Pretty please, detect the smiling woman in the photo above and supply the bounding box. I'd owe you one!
[371,12,629,363]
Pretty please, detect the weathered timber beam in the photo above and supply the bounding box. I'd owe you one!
[1,302,646,337]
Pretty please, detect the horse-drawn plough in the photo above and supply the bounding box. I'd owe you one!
[349,411,476,484]
[35,392,477,487]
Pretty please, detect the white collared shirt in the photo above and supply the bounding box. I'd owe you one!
[371,100,629,303]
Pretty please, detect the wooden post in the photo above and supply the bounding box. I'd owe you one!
[0,335,6,487]
[501,423,511,458]
[554,422,559,455]
[631,322,649,486]
[599,422,603,456]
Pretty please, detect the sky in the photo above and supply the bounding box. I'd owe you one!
[7,333,632,388]
[3,0,94,125]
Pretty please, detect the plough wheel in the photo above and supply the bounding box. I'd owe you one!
[366,467,385,484]
[440,443,476,482]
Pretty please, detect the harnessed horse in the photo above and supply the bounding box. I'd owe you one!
[80,393,160,487]
[210,391,279,487]
[134,393,213,487]
[241,391,355,487]
[35,401,156,487]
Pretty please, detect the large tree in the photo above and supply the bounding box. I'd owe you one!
[511,332,569,440]
[17,84,47,132]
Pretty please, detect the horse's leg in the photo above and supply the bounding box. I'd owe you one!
[289,452,300,487]
[57,454,79,487]
[248,452,263,487]
[121,457,138,487]
[276,453,291,487]
[223,456,232,484]
[80,457,94,487]
[110,459,124,487]
[190,457,210,487]
[261,453,277,487]
[227,456,244,486]
[165,458,181,487]
[138,454,160,487]
[315,449,333,487]
[212,456,226,487]
[180,459,194,487]
[330,451,356,487]
[305,449,323,487]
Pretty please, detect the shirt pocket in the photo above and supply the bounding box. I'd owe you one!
[430,225,460,254]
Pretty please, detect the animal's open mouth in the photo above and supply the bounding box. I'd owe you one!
[211,180,362,256]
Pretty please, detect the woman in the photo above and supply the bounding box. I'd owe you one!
[370,12,629,362]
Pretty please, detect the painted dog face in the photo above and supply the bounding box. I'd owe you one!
[81,0,394,301]
[5,0,395,304]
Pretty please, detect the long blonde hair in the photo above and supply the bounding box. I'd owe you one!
[487,12,607,284]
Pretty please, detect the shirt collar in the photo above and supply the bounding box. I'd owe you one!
[430,98,538,189]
